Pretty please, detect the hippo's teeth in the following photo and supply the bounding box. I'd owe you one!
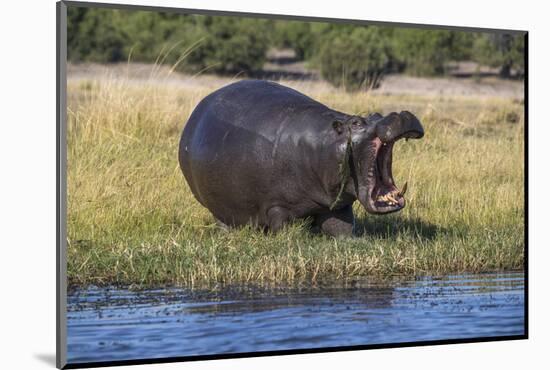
[377,193,397,205]
[386,193,398,204]
[377,189,404,205]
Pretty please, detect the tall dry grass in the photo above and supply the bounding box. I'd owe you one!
[67,69,525,288]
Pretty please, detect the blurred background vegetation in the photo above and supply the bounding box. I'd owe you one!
[67,7,525,91]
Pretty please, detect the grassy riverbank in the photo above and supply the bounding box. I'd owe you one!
[67,68,525,288]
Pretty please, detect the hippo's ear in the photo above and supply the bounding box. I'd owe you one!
[366,112,383,123]
[332,120,345,135]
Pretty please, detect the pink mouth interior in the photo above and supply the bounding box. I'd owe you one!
[368,138,405,211]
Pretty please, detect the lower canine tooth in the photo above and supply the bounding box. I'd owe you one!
[399,182,408,196]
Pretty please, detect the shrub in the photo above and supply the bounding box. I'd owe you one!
[67,8,270,75]
[392,29,475,76]
[196,17,270,74]
[318,27,393,90]
[471,33,524,78]
[272,21,317,60]
[67,8,129,62]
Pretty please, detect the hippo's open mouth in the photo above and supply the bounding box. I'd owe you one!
[362,122,423,214]
[354,110,424,215]
[367,138,407,214]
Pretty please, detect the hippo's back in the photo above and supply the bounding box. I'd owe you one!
[190,80,328,137]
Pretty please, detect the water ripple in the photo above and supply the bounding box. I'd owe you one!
[67,271,525,364]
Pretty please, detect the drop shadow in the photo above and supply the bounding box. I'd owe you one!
[251,51,318,81]
[250,69,317,81]
[449,71,499,78]
[34,353,56,367]
[269,55,299,66]
[354,215,442,240]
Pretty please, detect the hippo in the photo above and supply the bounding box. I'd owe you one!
[179,80,424,237]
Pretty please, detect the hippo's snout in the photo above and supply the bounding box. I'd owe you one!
[375,111,424,143]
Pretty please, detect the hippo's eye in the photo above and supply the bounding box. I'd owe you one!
[351,119,364,129]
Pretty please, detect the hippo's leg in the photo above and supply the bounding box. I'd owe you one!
[315,205,355,237]
[266,206,290,233]
[215,218,230,232]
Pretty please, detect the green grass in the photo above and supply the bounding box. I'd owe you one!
[67,75,525,288]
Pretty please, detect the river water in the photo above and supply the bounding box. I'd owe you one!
[67,271,525,364]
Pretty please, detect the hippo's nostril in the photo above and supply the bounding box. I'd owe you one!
[375,111,424,143]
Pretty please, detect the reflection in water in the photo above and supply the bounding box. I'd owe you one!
[67,272,525,364]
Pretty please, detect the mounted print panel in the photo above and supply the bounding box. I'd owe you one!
[57,1,527,368]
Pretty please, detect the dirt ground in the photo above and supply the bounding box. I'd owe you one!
[67,60,524,100]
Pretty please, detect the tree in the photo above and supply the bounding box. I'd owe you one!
[472,33,524,78]
[318,26,393,90]
[196,17,270,74]
[392,29,475,76]
[66,7,525,81]
[67,8,129,62]
[272,21,316,60]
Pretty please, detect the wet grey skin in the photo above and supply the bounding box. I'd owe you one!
[179,80,424,237]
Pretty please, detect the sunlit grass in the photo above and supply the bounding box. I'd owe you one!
[67,70,525,288]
